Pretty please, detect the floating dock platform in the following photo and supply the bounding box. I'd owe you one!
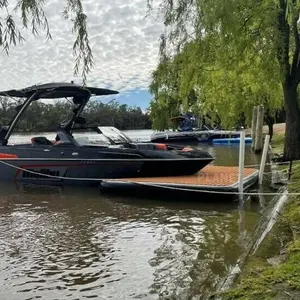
[212,137,252,145]
[101,165,259,195]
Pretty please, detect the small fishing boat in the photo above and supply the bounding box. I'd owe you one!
[0,82,214,185]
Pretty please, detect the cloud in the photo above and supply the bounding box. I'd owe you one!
[0,0,164,97]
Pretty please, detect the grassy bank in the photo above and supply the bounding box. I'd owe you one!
[219,132,300,300]
[271,132,285,154]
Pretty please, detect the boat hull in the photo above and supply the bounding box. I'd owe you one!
[0,157,213,185]
[150,130,240,143]
[0,137,213,185]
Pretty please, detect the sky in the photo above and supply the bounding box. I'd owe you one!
[0,0,164,110]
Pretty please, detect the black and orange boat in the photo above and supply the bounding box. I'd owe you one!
[0,82,214,185]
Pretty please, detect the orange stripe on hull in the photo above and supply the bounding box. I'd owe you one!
[0,153,18,159]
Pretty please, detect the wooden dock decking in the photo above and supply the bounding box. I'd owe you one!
[102,165,259,193]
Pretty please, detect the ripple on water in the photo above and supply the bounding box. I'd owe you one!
[0,190,261,300]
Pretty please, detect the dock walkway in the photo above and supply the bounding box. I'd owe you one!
[102,165,259,193]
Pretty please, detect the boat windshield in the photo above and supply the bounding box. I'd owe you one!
[72,126,133,146]
[98,127,133,144]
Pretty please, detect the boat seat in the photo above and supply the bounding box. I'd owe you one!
[31,136,53,145]
[52,133,74,146]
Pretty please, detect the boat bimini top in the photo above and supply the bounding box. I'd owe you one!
[0,82,119,146]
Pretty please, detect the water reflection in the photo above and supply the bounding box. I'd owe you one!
[0,182,263,300]
[0,130,270,299]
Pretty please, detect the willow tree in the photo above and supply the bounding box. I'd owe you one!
[0,0,93,82]
[148,0,300,160]
[149,50,184,130]
[150,37,283,135]
[177,39,283,133]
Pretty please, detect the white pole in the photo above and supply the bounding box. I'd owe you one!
[258,134,270,184]
[254,105,264,152]
[251,106,258,150]
[238,129,246,197]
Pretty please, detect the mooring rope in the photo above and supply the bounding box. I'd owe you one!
[0,158,299,196]
[0,160,300,196]
[243,160,300,168]
[118,181,300,196]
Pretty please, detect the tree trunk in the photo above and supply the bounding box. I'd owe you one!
[254,105,264,152]
[251,106,258,149]
[283,84,300,160]
[268,123,274,141]
[264,110,274,141]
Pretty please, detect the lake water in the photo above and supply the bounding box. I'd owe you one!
[0,130,273,300]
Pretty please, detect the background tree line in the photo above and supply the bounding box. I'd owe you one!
[0,97,151,132]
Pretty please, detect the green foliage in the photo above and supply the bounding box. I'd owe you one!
[220,219,300,299]
[148,0,300,160]
[0,0,93,82]
[0,98,151,132]
[148,0,284,130]
[271,132,285,153]
[149,37,283,129]
[149,56,183,130]
[220,252,300,299]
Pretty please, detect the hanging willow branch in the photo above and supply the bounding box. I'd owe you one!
[0,0,94,83]
[63,0,94,84]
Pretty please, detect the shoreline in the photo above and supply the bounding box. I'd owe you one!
[219,128,300,300]
[245,122,286,136]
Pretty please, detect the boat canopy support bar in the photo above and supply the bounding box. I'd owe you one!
[3,90,40,146]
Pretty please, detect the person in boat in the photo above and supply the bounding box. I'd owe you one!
[53,135,60,145]
[178,113,195,132]
[31,132,70,145]
[53,132,71,145]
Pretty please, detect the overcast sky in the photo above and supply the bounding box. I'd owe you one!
[0,0,164,109]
